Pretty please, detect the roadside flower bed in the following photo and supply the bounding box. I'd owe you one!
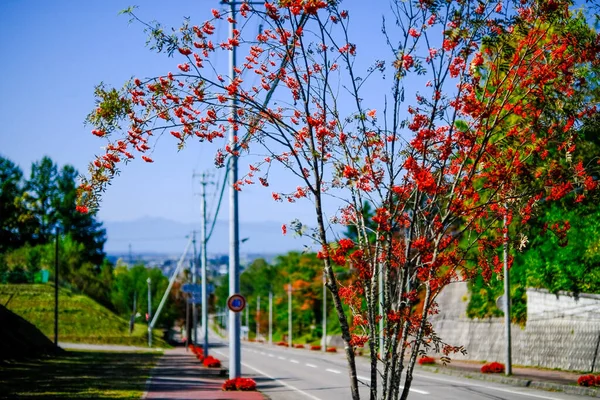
[418,356,436,365]
[189,344,221,368]
[223,377,258,391]
[203,355,221,368]
[577,374,600,387]
[294,344,305,349]
[481,362,505,373]
[276,341,288,347]
[310,345,321,351]
[326,347,337,353]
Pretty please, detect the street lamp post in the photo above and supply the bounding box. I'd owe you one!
[268,291,273,346]
[147,277,152,347]
[256,295,260,341]
[288,284,293,348]
[54,228,59,348]
[322,273,327,352]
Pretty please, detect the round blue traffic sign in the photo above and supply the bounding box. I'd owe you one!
[227,294,246,312]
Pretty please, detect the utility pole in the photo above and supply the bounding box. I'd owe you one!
[256,295,260,341]
[226,0,241,379]
[147,277,152,347]
[268,291,273,346]
[379,263,384,359]
[503,207,512,375]
[288,284,292,348]
[322,273,327,352]
[192,231,198,345]
[54,228,59,348]
[201,176,209,356]
[222,0,263,378]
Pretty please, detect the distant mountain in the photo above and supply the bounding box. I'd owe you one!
[103,216,318,254]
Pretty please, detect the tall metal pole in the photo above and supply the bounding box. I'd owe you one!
[54,229,59,348]
[288,284,292,348]
[322,273,327,352]
[503,208,512,375]
[257,295,261,341]
[186,294,190,350]
[379,263,384,359]
[227,0,241,379]
[192,231,198,345]
[200,173,210,356]
[147,277,152,347]
[269,291,273,346]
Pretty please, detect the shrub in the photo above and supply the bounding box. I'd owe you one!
[203,356,221,368]
[222,377,257,391]
[481,362,505,374]
[326,347,337,353]
[310,345,322,351]
[577,374,596,387]
[276,341,288,346]
[418,356,436,365]
[222,379,237,391]
[294,344,305,349]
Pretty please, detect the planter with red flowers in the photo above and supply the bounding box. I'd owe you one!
[418,356,436,365]
[222,377,258,391]
[481,362,505,374]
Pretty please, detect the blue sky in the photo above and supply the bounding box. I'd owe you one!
[0,1,391,229]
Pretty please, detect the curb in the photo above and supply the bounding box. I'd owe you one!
[418,365,600,398]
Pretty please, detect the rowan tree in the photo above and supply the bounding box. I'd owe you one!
[79,1,599,399]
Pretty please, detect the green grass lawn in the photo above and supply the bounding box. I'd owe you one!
[0,350,161,399]
[0,284,168,347]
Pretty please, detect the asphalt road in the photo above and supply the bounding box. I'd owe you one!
[210,338,591,400]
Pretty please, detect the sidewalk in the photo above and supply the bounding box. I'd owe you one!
[143,346,267,400]
[417,359,600,398]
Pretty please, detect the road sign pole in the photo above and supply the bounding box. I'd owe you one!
[269,291,273,346]
[227,0,242,379]
[256,295,260,341]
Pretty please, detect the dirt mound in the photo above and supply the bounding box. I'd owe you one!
[0,305,62,360]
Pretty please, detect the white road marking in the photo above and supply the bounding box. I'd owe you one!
[278,356,286,360]
[268,353,275,357]
[259,351,266,355]
[357,375,371,381]
[401,386,429,395]
[306,363,317,368]
[214,349,323,400]
[290,359,299,364]
[414,372,563,399]
[326,368,341,374]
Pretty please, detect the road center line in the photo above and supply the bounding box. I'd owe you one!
[290,359,299,364]
[306,363,317,368]
[278,356,286,360]
[326,368,341,374]
[357,375,371,382]
[268,354,275,357]
[413,372,563,400]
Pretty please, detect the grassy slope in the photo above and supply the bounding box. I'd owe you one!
[0,350,161,399]
[0,284,167,347]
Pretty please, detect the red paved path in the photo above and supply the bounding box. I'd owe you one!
[144,347,265,400]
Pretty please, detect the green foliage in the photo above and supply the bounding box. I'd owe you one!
[0,284,167,346]
[216,252,343,342]
[111,263,180,329]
